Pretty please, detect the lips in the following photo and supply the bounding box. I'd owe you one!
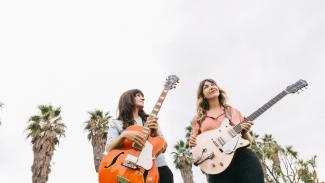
[209,90,217,94]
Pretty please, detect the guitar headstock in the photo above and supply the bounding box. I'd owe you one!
[285,79,308,94]
[164,75,180,90]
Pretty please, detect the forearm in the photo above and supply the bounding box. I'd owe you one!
[241,131,253,143]
[106,134,125,152]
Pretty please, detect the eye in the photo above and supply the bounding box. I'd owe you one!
[136,93,143,98]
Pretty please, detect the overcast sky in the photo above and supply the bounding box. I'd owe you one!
[1,0,325,182]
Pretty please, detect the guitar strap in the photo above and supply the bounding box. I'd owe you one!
[225,107,232,121]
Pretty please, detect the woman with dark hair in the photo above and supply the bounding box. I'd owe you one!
[105,89,174,183]
[189,79,264,183]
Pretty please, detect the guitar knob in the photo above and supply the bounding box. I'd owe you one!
[211,163,216,168]
[147,177,153,183]
[220,162,224,167]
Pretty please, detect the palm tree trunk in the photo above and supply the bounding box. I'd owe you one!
[31,135,55,183]
[180,164,194,183]
[92,134,107,172]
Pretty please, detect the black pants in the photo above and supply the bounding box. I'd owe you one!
[206,148,264,183]
[158,166,174,183]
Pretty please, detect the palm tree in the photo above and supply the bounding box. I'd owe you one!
[172,138,194,183]
[185,125,192,144]
[84,109,111,172]
[26,105,66,183]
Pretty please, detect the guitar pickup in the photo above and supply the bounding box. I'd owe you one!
[211,138,219,147]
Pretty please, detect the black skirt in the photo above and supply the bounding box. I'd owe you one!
[206,147,264,183]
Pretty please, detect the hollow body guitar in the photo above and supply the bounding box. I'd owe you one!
[98,75,179,183]
[192,80,308,175]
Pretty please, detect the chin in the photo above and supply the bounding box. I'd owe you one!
[207,95,218,100]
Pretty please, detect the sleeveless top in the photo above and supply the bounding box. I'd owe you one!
[192,107,243,137]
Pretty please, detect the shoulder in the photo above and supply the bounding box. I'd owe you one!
[230,107,241,114]
[109,119,123,128]
[191,115,199,125]
[228,106,243,120]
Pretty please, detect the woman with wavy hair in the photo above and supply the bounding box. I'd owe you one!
[189,79,264,183]
[105,89,174,183]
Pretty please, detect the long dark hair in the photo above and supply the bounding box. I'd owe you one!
[117,89,148,129]
[196,79,230,125]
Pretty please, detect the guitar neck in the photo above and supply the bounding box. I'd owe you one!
[148,89,169,119]
[233,90,288,134]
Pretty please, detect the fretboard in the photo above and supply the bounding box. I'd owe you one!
[233,90,288,134]
[150,89,169,117]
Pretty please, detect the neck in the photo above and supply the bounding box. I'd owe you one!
[133,108,139,119]
[208,98,221,109]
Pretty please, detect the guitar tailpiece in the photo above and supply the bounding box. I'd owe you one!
[121,162,139,170]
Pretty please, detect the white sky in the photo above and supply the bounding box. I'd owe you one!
[1,0,325,182]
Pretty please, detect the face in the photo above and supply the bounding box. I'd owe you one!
[202,81,220,100]
[134,92,145,108]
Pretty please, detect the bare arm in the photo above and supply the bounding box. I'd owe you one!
[106,130,146,153]
[106,133,126,152]
[242,131,253,143]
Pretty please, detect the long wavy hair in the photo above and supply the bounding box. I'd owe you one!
[196,79,231,126]
[117,89,148,129]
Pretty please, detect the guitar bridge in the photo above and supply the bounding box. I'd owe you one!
[121,154,139,170]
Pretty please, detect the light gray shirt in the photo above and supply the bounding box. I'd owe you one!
[106,116,167,167]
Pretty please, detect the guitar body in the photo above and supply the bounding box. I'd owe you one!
[192,119,250,175]
[98,125,165,183]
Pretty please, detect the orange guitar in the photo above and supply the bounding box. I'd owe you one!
[98,75,179,183]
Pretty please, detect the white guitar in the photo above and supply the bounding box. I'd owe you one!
[192,79,308,175]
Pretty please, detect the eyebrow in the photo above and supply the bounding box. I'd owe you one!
[136,93,144,96]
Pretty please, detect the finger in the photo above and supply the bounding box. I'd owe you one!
[242,124,249,129]
[149,123,158,128]
[136,137,146,146]
[149,119,158,124]
[148,114,156,120]
[135,134,146,144]
[243,123,251,128]
[133,136,141,144]
[136,133,146,140]
[190,142,197,147]
[152,116,158,120]
[148,122,158,127]
[134,138,145,148]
